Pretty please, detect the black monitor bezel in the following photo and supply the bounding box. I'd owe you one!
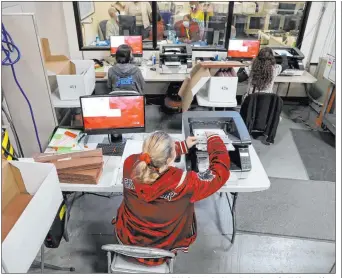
[80,94,146,135]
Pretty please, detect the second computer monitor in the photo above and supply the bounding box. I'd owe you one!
[206,15,226,45]
[228,40,260,59]
[118,15,136,35]
[80,95,145,135]
[110,36,143,56]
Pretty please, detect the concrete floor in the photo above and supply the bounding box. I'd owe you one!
[30,105,336,274]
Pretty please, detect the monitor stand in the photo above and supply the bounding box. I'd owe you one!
[110,133,124,143]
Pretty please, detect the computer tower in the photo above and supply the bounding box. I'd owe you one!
[44,201,66,248]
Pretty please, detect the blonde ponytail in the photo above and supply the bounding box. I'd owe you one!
[132,131,175,184]
[132,161,160,184]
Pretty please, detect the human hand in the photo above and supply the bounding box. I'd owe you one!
[186,136,198,149]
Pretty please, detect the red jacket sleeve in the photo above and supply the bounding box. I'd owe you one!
[175,141,188,157]
[184,135,230,203]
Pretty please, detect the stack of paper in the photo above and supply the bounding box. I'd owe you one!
[49,128,82,149]
[34,149,103,184]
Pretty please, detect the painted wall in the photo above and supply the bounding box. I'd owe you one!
[2,1,70,57]
[301,1,336,65]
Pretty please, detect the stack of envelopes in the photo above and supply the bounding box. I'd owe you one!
[33,149,103,184]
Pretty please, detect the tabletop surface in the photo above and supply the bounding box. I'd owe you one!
[52,66,317,108]
[57,133,270,193]
[95,63,317,83]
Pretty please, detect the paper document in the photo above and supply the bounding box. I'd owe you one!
[165,61,181,66]
[193,128,235,151]
[274,50,293,57]
[48,128,82,148]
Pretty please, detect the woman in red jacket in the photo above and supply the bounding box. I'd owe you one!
[174,14,200,43]
[115,130,230,265]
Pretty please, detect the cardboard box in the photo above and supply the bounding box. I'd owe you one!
[178,61,244,111]
[41,38,95,100]
[2,160,62,273]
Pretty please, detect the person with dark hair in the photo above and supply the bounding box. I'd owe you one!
[242,47,288,102]
[174,14,200,43]
[107,44,145,94]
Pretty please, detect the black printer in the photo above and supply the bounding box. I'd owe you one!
[159,44,192,74]
[270,46,305,76]
[183,111,252,179]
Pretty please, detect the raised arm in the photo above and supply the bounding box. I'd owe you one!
[175,137,197,157]
[186,134,230,202]
[175,141,189,157]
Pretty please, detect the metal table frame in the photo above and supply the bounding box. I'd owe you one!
[220,192,239,244]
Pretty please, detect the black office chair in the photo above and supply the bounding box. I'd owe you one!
[98,20,108,40]
[118,15,136,36]
[240,93,283,145]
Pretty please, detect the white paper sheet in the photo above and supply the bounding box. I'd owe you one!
[274,49,293,57]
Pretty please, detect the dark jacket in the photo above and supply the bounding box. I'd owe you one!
[115,136,230,266]
[240,93,283,143]
[107,63,145,94]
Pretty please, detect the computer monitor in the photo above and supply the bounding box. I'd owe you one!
[110,36,143,56]
[249,16,265,29]
[278,3,296,15]
[118,15,136,36]
[228,40,260,59]
[206,15,226,45]
[283,16,298,32]
[80,95,145,138]
[269,15,281,30]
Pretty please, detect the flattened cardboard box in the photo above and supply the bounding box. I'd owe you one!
[1,160,62,273]
[178,61,244,112]
[33,149,104,184]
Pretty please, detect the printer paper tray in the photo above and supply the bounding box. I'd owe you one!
[165,61,181,66]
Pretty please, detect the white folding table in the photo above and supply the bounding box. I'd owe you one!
[53,132,270,244]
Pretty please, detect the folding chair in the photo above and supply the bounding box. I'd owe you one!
[102,244,176,273]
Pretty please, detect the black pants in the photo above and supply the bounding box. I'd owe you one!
[135,25,150,39]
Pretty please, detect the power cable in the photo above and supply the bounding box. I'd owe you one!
[2,23,43,153]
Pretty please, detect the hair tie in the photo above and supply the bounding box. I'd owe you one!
[139,153,151,164]
[139,153,160,172]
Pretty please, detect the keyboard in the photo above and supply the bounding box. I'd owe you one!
[97,142,126,156]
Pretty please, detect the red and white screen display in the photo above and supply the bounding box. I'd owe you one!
[228,40,260,58]
[81,96,145,130]
[110,36,143,55]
